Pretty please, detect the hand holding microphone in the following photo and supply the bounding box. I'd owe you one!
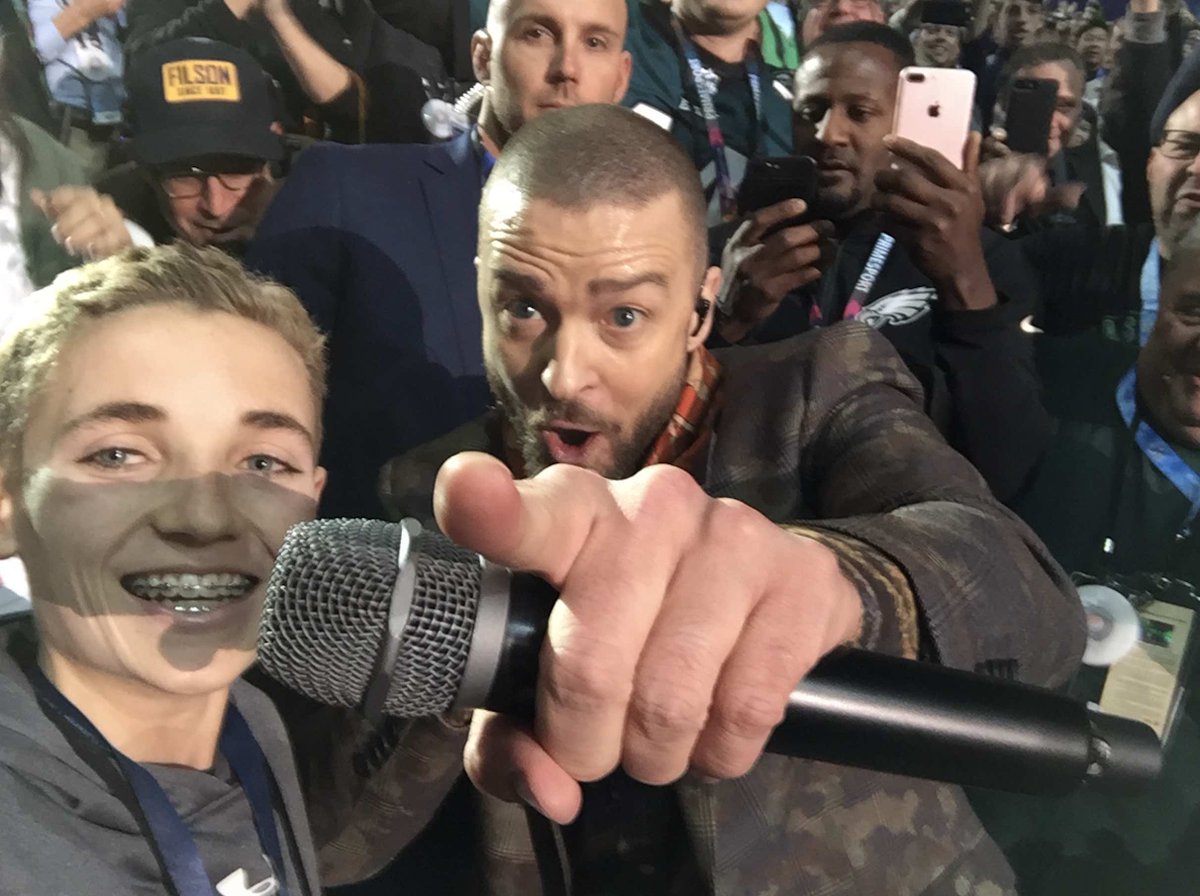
[433,453,863,823]
[260,455,1162,826]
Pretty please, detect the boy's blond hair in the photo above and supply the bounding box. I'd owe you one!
[0,244,327,473]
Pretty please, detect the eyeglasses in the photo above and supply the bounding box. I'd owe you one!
[159,165,263,199]
[1158,129,1200,162]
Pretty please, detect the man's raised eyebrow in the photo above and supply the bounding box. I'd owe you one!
[242,410,316,447]
[589,272,670,295]
[58,402,165,439]
[493,269,550,297]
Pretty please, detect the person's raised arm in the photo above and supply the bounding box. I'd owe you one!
[870,136,1056,503]
[124,0,250,56]
[257,0,354,107]
[1102,0,1172,224]
[969,0,993,40]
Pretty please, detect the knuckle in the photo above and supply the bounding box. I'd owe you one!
[709,689,787,743]
[710,497,767,546]
[637,464,703,513]
[783,245,814,271]
[539,460,604,497]
[628,684,710,742]
[543,639,629,714]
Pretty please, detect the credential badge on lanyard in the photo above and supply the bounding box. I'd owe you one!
[671,18,762,223]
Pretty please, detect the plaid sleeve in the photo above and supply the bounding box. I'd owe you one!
[784,525,920,661]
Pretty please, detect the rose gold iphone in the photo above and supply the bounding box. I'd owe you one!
[891,67,977,169]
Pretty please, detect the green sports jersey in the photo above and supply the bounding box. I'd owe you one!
[623,1,796,225]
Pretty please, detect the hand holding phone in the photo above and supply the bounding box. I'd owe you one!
[890,67,977,169]
[1002,77,1057,156]
[737,155,818,217]
[717,169,836,342]
[872,133,997,310]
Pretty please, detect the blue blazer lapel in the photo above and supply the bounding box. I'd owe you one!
[419,131,485,377]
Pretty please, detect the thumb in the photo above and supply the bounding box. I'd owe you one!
[433,452,606,586]
[1001,188,1020,228]
[464,711,582,824]
[962,131,982,177]
[29,189,51,217]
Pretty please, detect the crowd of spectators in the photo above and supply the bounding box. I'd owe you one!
[0,0,1198,894]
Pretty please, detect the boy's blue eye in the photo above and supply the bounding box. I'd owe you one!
[85,447,138,468]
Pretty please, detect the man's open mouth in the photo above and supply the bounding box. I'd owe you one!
[121,572,259,615]
[554,427,593,447]
[542,424,600,463]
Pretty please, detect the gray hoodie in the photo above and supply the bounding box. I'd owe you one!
[0,616,322,895]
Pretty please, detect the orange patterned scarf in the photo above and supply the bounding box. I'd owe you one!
[641,346,723,478]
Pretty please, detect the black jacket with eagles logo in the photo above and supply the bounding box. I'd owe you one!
[723,215,1053,504]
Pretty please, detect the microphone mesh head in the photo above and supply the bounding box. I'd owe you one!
[387,532,482,716]
[259,518,483,717]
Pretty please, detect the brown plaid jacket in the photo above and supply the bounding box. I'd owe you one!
[301,322,1084,895]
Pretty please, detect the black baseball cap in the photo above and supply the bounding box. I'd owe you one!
[126,38,284,167]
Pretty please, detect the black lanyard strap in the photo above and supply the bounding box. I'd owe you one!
[32,668,291,896]
[670,16,764,221]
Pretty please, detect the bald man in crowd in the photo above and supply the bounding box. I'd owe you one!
[247,0,632,519]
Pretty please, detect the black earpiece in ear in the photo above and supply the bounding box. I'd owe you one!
[692,299,711,336]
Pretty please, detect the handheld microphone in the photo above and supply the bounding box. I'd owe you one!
[258,518,1162,796]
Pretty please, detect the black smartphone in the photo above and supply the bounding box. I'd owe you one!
[921,0,970,28]
[737,155,818,219]
[1004,77,1057,156]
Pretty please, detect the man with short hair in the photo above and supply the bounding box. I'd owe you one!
[997,43,1085,170]
[993,0,1045,51]
[622,0,796,226]
[359,103,1082,895]
[1075,17,1109,85]
[993,42,1120,230]
[247,0,632,518]
[717,22,1051,502]
[95,38,288,258]
[915,20,965,67]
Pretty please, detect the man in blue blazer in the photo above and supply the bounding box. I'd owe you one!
[247,0,632,518]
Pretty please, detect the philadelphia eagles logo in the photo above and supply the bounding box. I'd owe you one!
[857,288,936,329]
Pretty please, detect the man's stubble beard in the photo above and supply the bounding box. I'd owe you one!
[487,355,690,479]
[813,185,864,223]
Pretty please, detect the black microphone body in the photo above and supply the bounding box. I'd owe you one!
[258,519,1161,796]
